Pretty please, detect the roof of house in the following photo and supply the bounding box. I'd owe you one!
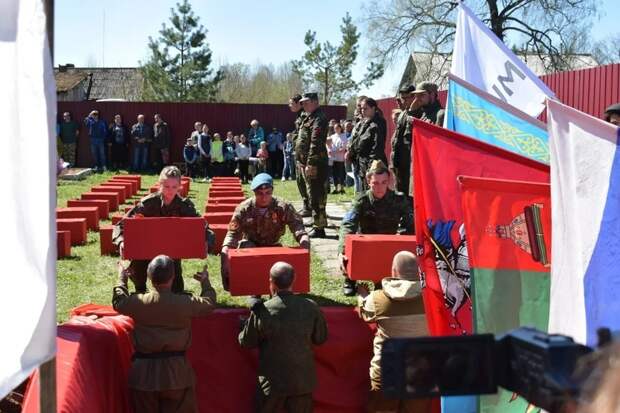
[55,71,89,92]
[54,66,144,101]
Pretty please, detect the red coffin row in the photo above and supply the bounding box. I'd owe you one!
[57,218,88,246]
[100,181,132,198]
[207,196,245,204]
[109,178,138,194]
[67,199,110,220]
[227,247,310,296]
[57,230,71,258]
[345,234,417,282]
[203,212,233,225]
[209,190,244,198]
[204,203,238,213]
[56,207,99,231]
[211,177,240,183]
[110,175,141,189]
[81,192,119,211]
[91,186,126,204]
[122,217,206,259]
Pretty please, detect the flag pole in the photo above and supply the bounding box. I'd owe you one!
[40,1,57,412]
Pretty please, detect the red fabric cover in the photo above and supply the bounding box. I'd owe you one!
[209,184,242,190]
[227,247,310,296]
[57,230,71,258]
[68,199,110,220]
[81,192,119,211]
[211,177,241,183]
[207,196,245,204]
[345,235,417,282]
[57,218,88,245]
[109,178,138,194]
[209,190,244,198]
[101,181,132,198]
[203,212,233,225]
[122,217,206,259]
[99,225,116,256]
[23,305,378,413]
[56,207,100,231]
[91,186,126,204]
[209,223,228,254]
[204,203,238,213]
[110,174,142,189]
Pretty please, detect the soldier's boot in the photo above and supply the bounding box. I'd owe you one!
[300,202,312,217]
[308,227,326,239]
[342,278,357,297]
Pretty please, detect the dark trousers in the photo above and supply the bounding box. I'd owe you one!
[128,259,184,293]
[185,162,197,178]
[296,165,309,209]
[201,155,211,179]
[130,387,197,413]
[238,159,250,183]
[394,151,411,195]
[224,159,236,176]
[332,161,345,186]
[305,165,328,229]
[90,140,106,170]
[257,392,313,413]
[268,149,283,177]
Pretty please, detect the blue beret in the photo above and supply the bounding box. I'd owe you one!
[251,173,273,191]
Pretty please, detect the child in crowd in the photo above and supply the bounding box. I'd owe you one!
[326,136,334,193]
[210,133,224,177]
[183,138,199,177]
[256,141,269,174]
[281,132,296,181]
[235,134,251,184]
[223,132,236,177]
[330,123,347,194]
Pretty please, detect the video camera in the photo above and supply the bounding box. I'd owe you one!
[381,327,599,412]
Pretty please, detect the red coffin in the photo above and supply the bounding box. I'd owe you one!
[56,207,99,230]
[203,212,233,225]
[209,223,228,254]
[209,190,244,198]
[67,199,110,220]
[57,218,88,246]
[57,230,71,258]
[109,178,138,194]
[228,247,310,296]
[110,174,141,189]
[99,224,116,256]
[211,177,240,183]
[205,203,237,213]
[122,217,206,260]
[81,192,119,211]
[91,186,126,204]
[100,181,132,198]
[207,196,245,204]
[345,234,417,282]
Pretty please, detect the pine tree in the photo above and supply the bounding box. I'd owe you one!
[141,0,223,102]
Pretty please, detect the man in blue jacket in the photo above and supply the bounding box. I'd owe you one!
[84,110,108,171]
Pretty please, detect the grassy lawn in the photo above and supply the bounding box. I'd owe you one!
[56,172,355,323]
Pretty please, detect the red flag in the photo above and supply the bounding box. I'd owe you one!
[412,120,549,336]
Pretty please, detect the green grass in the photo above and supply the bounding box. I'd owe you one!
[56,171,354,323]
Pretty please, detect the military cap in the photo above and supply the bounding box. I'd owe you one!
[368,160,390,175]
[299,92,319,102]
[251,173,273,191]
[412,81,438,94]
[398,84,416,94]
[604,102,620,121]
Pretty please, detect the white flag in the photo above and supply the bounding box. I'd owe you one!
[450,2,555,117]
[0,0,57,398]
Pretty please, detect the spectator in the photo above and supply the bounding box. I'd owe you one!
[130,114,153,172]
[197,124,211,182]
[604,103,620,126]
[58,111,80,167]
[112,256,216,413]
[328,118,337,136]
[153,113,171,172]
[239,261,328,413]
[233,134,240,145]
[223,132,236,176]
[190,121,202,145]
[108,114,128,170]
[211,133,224,177]
[357,251,430,413]
[248,119,265,156]
[344,120,356,189]
[256,141,269,174]
[236,134,251,184]
[83,110,108,172]
[330,123,347,194]
[326,136,334,193]
[267,127,284,178]
[183,138,199,178]
[282,132,296,181]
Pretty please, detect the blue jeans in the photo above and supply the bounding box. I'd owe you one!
[351,163,362,193]
[90,139,106,170]
[282,155,296,179]
[132,145,149,171]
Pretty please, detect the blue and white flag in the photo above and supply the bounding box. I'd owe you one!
[445,74,549,164]
[450,2,555,117]
[547,99,620,345]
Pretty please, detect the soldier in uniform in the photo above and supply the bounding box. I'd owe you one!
[220,173,310,290]
[390,81,442,195]
[337,160,414,296]
[239,261,328,413]
[297,92,329,238]
[113,166,213,294]
[113,255,216,413]
[289,94,311,217]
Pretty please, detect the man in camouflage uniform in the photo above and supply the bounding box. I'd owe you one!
[220,173,310,290]
[289,94,311,217]
[337,160,414,296]
[239,261,328,413]
[390,81,442,195]
[297,92,329,238]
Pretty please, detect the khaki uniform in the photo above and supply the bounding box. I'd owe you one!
[113,192,208,293]
[347,114,388,191]
[112,278,217,413]
[222,196,307,249]
[296,107,329,229]
[292,111,310,211]
[338,189,414,254]
[239,291,328,413]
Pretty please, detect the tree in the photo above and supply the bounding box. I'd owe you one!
[141,0,223,102]
[293,13,384,105]
[592,33,620,65]
[363,0,597,76]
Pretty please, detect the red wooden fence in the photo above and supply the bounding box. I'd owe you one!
[58,101,347,167]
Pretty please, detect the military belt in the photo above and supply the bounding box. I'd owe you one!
[132,351,186,360]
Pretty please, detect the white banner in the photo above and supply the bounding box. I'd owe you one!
[450,2,555,117]
[0,0,57,398]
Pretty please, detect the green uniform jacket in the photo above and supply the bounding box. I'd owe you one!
[295,107,328,166]
[338,189,414,253]
[348,113,388,176]
[222,196,306,249]
[112,279,217,391]
[292,110,306,153]
[239,291,328,396]
[112,192,200,247]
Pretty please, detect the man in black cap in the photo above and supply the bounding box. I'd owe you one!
[296,92,329,238]
[604,103,620,126]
